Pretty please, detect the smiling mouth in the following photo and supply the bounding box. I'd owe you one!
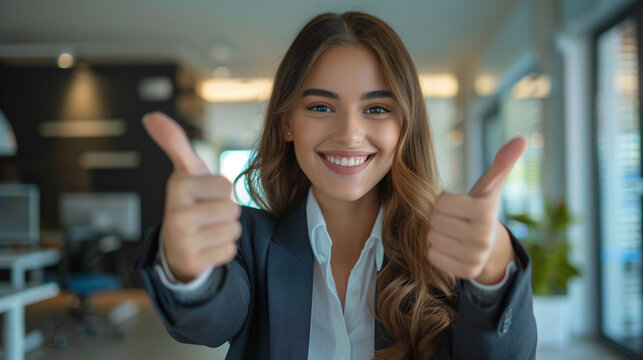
[317,152,375,167]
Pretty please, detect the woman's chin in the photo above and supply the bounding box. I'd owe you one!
[313,184,377,204]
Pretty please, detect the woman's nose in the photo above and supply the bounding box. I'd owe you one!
[332,111,365,145]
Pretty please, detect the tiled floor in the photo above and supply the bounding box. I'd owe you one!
[11,289,632,360]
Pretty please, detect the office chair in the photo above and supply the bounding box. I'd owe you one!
[44,229,132,348]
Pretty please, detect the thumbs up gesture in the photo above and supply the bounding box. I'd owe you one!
[143,112,242,283]
[427,137,528,285]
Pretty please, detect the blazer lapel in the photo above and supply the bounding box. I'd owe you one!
[265,200,397,356]
[267,200,314,360]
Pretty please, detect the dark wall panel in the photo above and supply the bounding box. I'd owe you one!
[0,63,199,237]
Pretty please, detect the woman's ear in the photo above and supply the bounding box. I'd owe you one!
[282,116,294,142]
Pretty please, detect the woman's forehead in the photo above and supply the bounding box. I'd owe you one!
[303,46,390,96]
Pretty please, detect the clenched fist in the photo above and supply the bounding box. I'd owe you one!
[143,112,242,283]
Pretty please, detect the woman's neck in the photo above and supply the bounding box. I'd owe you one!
[312,186,380,250]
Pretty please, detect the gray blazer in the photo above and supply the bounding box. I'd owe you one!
[134,199,537,359]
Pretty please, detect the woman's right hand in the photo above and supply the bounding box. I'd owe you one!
[143,112,242,283]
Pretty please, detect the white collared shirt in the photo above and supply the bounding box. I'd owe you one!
[306,188,384,360]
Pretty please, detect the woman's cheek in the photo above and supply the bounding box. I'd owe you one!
[374,121,401,155]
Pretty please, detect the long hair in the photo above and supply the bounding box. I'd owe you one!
[239,12,457,359]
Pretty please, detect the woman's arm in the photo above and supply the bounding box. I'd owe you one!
[134,225,251,347]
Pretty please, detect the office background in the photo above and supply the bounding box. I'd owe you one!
[0,0,641,359]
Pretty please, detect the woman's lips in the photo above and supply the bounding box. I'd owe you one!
[317,151,375,175]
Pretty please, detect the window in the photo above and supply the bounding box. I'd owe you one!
[482,75,545,226]
[219,149,257,208]
[595,10,643,357]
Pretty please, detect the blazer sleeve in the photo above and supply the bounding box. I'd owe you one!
[450,226,537,359]
[134,225,251,348]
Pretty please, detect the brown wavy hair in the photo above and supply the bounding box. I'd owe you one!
[239,11,457,359]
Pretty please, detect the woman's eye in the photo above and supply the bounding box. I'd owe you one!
[365,106,389,114]
[307,104,332,112]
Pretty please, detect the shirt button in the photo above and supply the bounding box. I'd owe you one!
[340,338,348,346]
[349,288,358,297]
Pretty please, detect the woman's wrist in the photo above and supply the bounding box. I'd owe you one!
[474,221,516,285]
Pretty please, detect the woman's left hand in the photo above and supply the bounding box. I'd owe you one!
[427,137,528,285]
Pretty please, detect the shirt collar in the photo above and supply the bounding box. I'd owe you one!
[305,188,385,271]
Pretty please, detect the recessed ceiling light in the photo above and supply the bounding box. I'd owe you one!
[57,52,74,69]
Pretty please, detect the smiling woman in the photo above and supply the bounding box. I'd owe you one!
[135,11,536,360]
[285,46,401,203]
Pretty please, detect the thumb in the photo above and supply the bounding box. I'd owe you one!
[142,112,210,176]
[468,136,528,198]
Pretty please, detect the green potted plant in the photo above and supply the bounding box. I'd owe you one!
[509,200,581,348]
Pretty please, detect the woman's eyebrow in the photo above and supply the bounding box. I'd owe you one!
[360,90,393,100]
[302,88,392,100]
[302,88,338,99]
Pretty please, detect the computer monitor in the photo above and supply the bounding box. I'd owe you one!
[0,184,40,246]
[59,192,141,241]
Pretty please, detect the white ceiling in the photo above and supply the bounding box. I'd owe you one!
[0,0,515,77]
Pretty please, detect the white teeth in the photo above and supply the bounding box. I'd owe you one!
[324,155,368,167]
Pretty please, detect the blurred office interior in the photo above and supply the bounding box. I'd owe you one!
[0,0,642,359]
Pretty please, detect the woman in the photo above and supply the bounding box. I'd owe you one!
[136,11,536,359]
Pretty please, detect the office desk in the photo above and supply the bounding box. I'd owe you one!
[0,248,60,288]
[0,282,60,360]
[0,248,61,359]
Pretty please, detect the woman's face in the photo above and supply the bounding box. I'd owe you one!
[286,46,401,204]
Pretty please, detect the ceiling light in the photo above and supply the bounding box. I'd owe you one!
[474,75,498,96]
[419,74,459,98]
[198,78,272,102]
[57,52,74,69]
